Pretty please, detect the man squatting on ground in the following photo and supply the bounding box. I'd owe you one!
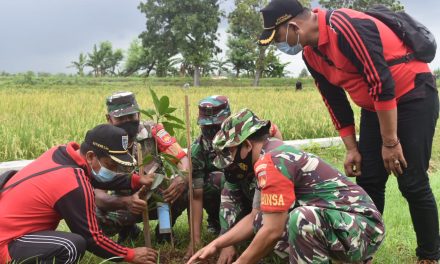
[188,95,283,263]
[0,124,157,263]
[95,91,189,243]
[187,109,385,264]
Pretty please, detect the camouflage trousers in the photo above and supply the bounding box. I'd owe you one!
[96,207,140,236]
[96,190,188,237]
[219,181,254,235]
[201,172,224,228]
[287,206,385,264]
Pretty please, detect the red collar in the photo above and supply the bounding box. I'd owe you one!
[314,8,330,47]
[66,142,91,176]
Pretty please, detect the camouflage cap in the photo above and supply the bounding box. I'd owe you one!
[212,108,270,169]
[197,95,231,126]
[106,91,140,118]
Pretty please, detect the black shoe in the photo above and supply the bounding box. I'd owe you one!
[117,224,141,244]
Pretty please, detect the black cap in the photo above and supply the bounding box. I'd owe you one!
[84,124,136,167]
[258,0,304,46]
[106,91,140,118]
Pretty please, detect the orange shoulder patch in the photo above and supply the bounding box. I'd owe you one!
[254,154,295,212]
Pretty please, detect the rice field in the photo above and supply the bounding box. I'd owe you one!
[0,77,337,161]
[1,76,439,264]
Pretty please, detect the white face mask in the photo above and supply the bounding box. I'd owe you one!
[92,159,119,182]
[276,23,303,55]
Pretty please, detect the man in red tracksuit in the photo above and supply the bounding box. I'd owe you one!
[258,0,439,262]
[0,124,157,263]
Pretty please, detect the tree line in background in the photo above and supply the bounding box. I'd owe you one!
[68,0,405,86]
[69,42,123,77]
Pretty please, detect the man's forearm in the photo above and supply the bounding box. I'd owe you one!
[236,212,288,264]
[236,226,280,264]
[341,134,358,151]
[376,109,398,144]
[94,190,130,211]
[214,210,256,249]
[178,156,190,174]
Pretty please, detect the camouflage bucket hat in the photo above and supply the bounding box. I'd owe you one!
[212,108,270,169]
[197,95,231,126]
[106,91,140,118]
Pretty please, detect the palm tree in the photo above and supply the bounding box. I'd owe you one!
[86,45,103,77]
[210,56,230,76]
[169,57,191,77]
[69,53,87,76]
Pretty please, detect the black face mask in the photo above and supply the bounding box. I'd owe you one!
[116,120,140,140]
[201,125,221,141]
[224,143,253,184]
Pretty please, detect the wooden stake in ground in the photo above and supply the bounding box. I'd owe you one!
[184,84,195,255]
[137,143,152,248]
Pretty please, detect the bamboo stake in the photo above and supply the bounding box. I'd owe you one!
[137,143,152,248]
[184,85,195,255]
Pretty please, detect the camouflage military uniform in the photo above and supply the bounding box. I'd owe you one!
[192,95,234,234]
[219,122,280,235]
[97,120,188,237]
[256,138,384,263]
[191,147,290,256]
[191,135,224,230]
[220,120,283,234]
[213,109,385,263]
[194,96,284,241]
[219,177,255,235]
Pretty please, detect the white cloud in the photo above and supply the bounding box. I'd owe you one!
[0,0,438,74]
[0,0,145,73]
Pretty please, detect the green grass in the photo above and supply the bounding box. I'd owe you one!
[312,146,440,264]
[0,74,315,88]
[0,80,339,161]
[2,76,439,263]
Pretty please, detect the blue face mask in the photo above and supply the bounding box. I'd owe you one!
[92,159,119,182]
[276,24,303,55]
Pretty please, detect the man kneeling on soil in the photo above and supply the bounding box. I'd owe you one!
[0,124,157,264]
[187,109,385,264]
[96,91,189,244]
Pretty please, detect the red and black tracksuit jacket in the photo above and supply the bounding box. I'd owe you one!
[0,142,142,263]
[303,8,432,137]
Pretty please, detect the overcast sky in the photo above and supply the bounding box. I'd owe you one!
[0,0,439,77]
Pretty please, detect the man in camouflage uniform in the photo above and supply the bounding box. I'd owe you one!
[95,91,189,243]
[189,95,283,263]
[218,117,283,263]
[187,109,385,264]
[191,96,230,238]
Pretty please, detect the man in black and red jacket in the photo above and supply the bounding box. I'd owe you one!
[258,0,439,262]
[0,124,157,263]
